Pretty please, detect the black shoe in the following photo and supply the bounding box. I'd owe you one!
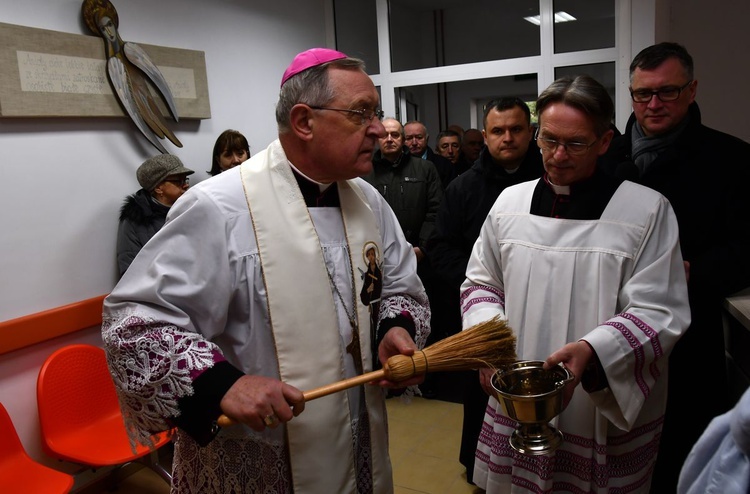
[387,388,406,399]
[420,385,437,399]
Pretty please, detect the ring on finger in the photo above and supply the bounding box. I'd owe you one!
[263,414,277,427]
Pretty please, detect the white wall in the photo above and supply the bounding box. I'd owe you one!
[0,0,327,321]
[0,0,327,468]
[664,0,750,144]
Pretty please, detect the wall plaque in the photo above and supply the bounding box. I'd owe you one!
[0,22,210,119]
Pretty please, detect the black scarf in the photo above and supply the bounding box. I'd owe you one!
[631,115,689,175]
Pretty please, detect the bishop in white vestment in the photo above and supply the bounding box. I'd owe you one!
[102,49,430,494]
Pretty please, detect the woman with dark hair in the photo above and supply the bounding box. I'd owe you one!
[208,129,250,176]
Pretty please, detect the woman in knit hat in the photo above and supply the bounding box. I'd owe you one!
[116,154,194,276]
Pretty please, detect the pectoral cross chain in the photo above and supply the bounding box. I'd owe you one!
[326,266,364,374]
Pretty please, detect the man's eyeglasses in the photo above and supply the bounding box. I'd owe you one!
[629,81,693,103]
[535,129,597,156]
[309,106,384,125]
[164,176,189,187]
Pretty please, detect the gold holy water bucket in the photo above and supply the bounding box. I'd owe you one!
[491,360,574,456]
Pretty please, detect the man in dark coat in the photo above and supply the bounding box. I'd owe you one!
[364,119,443,395]
[450,128,485,179]
[598,41,750,492]
[427,97,543,482]
[404,120,456,190]
[364,117,443,258]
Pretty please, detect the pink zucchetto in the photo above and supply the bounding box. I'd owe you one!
[280,48,348,87]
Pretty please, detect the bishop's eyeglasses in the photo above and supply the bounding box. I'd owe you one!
[309,106,385,125]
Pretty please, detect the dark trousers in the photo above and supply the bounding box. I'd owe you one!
[650,301,730,492]
[459,370,489,483]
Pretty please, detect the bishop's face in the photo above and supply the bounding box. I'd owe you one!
[305,67,386,182]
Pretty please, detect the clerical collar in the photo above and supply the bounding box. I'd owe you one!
[544,174,570,195]
[289,164,340,207]
[288,162,332,190]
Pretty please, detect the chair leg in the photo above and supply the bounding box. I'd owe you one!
[139,450,172,484]
[149,461,173,484]
[105,463,128,491]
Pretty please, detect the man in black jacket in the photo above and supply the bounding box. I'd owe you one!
[364,117,443,260]
[365,120,443,392]
[427,97,543,482]
[436,129,463,169]
[451,128,484,178]
[598,42,750,493]
[404,120,456,190]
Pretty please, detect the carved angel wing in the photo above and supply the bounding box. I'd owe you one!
[123,42,179,121]
[107,56,169,154]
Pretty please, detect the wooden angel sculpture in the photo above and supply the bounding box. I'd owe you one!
[82,0,182,154]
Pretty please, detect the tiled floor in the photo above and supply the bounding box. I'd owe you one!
[388,397,483,494]
[87,396,483,494]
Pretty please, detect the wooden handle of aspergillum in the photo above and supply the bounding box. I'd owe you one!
[216,368,387,428]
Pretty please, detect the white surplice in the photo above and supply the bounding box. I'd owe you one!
[461,179,690,493]
[102,140,430,494]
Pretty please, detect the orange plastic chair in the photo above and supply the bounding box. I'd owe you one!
[0,402,74,493]
[36,344,173,484]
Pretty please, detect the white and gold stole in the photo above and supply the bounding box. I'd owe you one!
[240,140,391,494]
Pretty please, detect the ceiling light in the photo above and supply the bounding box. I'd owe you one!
[524,11,577,26]
[555,11,576,22]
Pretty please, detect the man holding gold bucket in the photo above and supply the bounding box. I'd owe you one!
[461,75,690,492]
